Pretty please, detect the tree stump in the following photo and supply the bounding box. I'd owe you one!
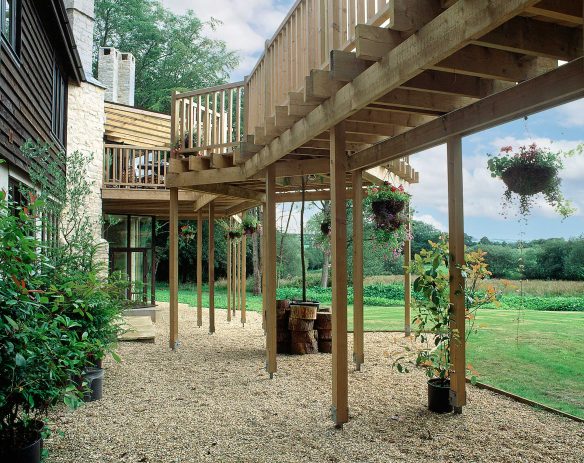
[318,340,332,353]
[288,317,315,331]
[315,311,332,329]
[290,303,318,320]
[276,299,291,354]
[291,330,318,354]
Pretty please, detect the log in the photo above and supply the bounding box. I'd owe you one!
[318,340,332,353]
[276,299,291,317]
[277,341,291,354]
[291,329,318,343]
[291,342,319,355]
[288,317,315,331]
[317,329,332,341]
[290,303,318,320]
[315,311,332,329]
[277,330,291,343]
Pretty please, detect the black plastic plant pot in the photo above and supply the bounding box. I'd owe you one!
[0,428,43,463]
[501,164,556,196]
[371,199,407,231]
[320,221,331,235]
[244,226,256,235]
[427,378,453,414]
[83,367,104,402]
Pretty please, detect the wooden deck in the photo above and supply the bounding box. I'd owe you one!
[163,0,584,427]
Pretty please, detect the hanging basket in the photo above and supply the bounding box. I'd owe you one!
[501,164,557,196]
[228,230,242,240]
[320,220,331,235]
[371,199,407,231]
[243,225,257,236]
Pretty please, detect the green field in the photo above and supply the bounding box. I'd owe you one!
[156,285,584,418]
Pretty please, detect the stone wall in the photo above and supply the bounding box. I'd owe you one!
[67,81,109,266]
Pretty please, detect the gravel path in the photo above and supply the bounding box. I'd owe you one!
[47,303,584,463]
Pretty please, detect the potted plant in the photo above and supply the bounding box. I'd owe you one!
[320,219,331,236]
[242,213,259,235]
[487,144,575,218]
[394,238,500,413]
[364,182,411,257]
[0,194,85,462]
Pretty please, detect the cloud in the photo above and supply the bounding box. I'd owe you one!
[161,0,293,80]
[556,99,584,128]
[414,214,446,231]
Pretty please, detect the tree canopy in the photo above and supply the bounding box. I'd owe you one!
[94,0,239,112]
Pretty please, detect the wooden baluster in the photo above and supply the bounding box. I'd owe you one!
[204,93,210,155]
[197,95,202,149]
[220,89,225,154]
[366,0,375,20]
[228,88,234,148]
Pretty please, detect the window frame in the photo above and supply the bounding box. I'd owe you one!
[1,0,21,55]
[51,61,67,146]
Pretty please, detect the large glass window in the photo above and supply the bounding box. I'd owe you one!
[1,0,20,53]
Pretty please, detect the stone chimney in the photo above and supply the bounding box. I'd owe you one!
[64,0,95,78]
[97,47,135,106]
[117,52,136,106]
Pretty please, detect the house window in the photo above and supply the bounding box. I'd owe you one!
[51,63,67,144]
[1,0,20,53]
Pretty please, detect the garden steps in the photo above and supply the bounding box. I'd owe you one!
[119,315,156,342]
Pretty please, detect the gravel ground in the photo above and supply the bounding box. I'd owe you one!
[47,303,584,463]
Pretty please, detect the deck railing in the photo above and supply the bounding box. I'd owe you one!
[103,145,170,188]
[171,82,245,156]
[245,0,392,134]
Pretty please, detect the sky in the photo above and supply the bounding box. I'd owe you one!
[161,0,584,241]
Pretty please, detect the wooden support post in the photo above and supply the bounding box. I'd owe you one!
[208,201,216,334]
[447,135,466,412]
[169,188,179,349]
[352,170,364,371]
[265,164,277,377]
[404,212,412,337]
[227,234,232,322]
[197,209,203,327]
[330,122,348,426]
[234,240,239,316]
[241,233,247,326]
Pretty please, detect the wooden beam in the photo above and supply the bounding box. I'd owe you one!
[355,24,404,62]
[430,45,531,82]
[352,170,364,371]
[305,70,344,100]
[188,184,266,202]
[349,108,435,127]
[349,57,584,171]
[169,188,179,349]
[330,121,348,427]
[208,201,215,334]
[401,71,486,98]
[265,164,277,377]
[388,0,443,33]
[241,0,537,181]
[197,209,203,328]
[194,194,216,212]
[474,17,583,61]
[525,0,584,25]
[375,88,477,113]
[447,135,466,412]
[329,50,370,82]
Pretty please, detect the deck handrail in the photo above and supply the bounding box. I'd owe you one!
[245,0,392,135]
[103,145,170,189]
[171,82,245,156]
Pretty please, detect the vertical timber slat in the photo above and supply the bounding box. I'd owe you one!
[241,233,247,325]
[197,209,203,327]
[265,165,277,377]
[447,135,466,412]
[169,188,179,349]
[209,202,216,334]
[352,170,364,370]
[330,121,348,426]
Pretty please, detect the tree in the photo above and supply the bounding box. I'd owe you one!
[94,0,239,112]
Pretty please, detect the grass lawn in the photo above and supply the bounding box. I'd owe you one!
[156,286,584,419]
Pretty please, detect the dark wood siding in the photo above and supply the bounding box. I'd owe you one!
[0,0,71,171]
